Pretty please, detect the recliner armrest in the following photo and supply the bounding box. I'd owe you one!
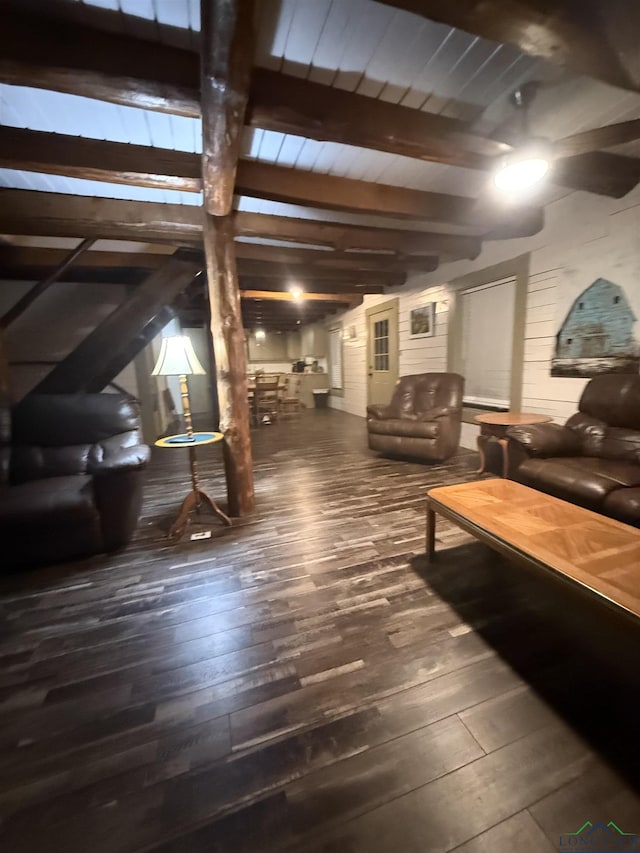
[417,406,456,421]
[506,423,581,457]
[367,404,392,419]
[89,444,151,475]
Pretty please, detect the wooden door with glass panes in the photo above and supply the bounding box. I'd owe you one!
[366,300,398,406]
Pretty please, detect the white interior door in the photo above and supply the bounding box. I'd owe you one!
[367,301,399,406]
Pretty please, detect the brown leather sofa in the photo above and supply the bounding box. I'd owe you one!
[507,375,640,526]
[0,394,151,569]
[367,373,464,462]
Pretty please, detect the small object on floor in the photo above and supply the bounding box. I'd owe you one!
[261,415,272,425]
[191,530,212,541]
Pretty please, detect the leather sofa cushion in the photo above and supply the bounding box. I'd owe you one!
[11,444,92,484]
[382,373,463,419]
[0,474,99,526]
[573,458,640,487]
[12,394,142,446]
[603,488,640,525]
[599,428,640,463]
[367,418,439,439]
[517,457,640,510]
[579,374,640,429]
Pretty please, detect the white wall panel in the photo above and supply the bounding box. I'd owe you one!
[330,184,640,452]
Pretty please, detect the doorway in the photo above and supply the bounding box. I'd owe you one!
[366,298,399,406]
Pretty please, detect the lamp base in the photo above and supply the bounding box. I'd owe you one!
[169,487,232,539]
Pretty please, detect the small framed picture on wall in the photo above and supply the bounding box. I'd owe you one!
[409,303,435,338]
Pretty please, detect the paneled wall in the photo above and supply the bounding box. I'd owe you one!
[328,184,640,448]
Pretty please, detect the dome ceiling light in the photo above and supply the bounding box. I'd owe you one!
[493,83,551,194]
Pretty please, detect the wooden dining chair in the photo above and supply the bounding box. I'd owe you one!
[280,374,302,417]
[254,376,280,424]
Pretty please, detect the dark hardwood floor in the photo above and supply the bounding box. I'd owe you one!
[1,409,640,852]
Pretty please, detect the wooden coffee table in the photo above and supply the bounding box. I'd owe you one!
[426,479,640,622]
[474,411,552,478]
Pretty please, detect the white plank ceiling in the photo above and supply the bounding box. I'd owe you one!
[1,0,640,237]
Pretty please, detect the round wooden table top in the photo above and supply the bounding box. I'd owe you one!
[155,431,223,448]
[474,411,552,427]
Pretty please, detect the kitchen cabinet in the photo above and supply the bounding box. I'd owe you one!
[300,324,327,357]
[286,331,302,360]
[247,331,288,362]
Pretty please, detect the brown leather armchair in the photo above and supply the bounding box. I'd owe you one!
[367,373,464,462]
[507,374,640,526]
[0,394,151,569]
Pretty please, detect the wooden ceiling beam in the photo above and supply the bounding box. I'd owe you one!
[0,188,471,260]
[0,264,149,286]
[234,210,479,257]
[379,0,640,94]
[233,243,438,272]
[241,298,346,311]
[0,127,535,237]
[0,127,200,193]
[554,119,640,158]
[242,308,335,320]
[0,244,432,277]
[3,7,636,198]
[241,290,360,304]
[239,278,386,295]
[235,159,540,233]
[235,259,404,286]
[0,5,201,116]
[0,246,169,272]
[247,68,502,170]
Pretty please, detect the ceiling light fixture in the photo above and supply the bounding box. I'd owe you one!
[493,82,550,194]
[493,139,551,193]
[289,285,303,301]
[255,329,266,340]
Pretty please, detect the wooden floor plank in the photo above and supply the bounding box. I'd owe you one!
[0,410,639,852]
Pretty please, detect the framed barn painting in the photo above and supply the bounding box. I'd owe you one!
[551,278,639,377]
[410,303,435,339]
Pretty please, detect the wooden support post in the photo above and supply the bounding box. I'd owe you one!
[201,0,254,217]
[201,0,255,517]
[204,215,254,516]
[0,237,95,330]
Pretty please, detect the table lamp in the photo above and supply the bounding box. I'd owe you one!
[152,334,231,537]
[152,334,206,440]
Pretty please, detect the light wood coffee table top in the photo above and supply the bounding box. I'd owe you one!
[427,478,640,621]
[474,411,552,426]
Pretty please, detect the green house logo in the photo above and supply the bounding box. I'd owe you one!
[559,821,640,851]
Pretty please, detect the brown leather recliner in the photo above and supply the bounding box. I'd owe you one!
[507,374,640,526]
[367,373,464,462]
[0,394,151,569]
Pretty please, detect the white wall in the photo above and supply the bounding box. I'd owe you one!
[329,185,640,448]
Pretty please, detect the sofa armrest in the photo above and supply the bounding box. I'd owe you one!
[367,404,392,419]
[417,406,458,421]
[90,445,149,551]
[506,423,581,458]
[89,444,151,476]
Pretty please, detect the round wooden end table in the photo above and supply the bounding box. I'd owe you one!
[474,412,552,478]
[155,431,231,539]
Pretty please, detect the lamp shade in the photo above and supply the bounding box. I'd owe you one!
[151,335,206,376]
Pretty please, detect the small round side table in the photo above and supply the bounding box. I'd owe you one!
[474,412,552,478]
[155,431,232,539]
